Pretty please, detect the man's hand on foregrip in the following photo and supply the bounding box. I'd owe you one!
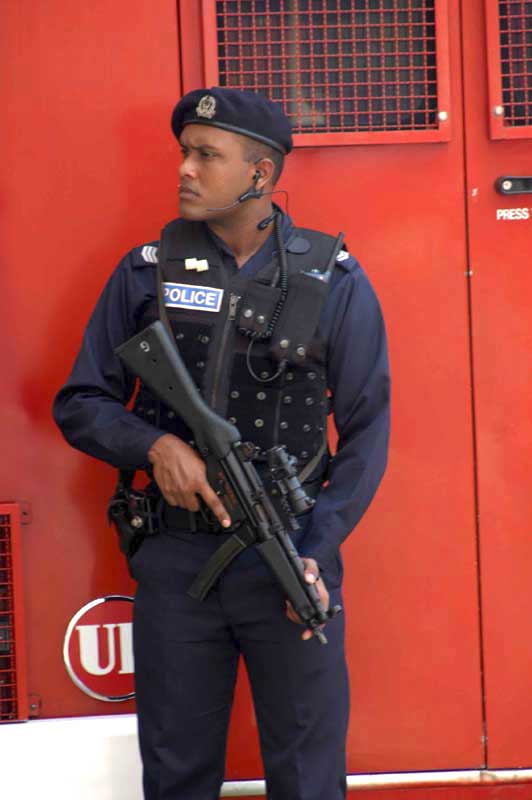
[285,557,330,641]
[148,433,231,528]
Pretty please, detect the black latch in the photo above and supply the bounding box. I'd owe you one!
[495,176,532,195]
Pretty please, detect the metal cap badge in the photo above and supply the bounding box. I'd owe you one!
[195,94,217,119]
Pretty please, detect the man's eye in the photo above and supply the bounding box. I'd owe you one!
[201,151,216,158]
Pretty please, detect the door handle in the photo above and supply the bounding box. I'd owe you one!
[495,176,532,195]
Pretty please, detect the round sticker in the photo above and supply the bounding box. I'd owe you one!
[63,595,135,702]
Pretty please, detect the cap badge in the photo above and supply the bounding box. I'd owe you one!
[196,95,217,120]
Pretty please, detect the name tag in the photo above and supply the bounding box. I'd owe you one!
[163,282,223,313]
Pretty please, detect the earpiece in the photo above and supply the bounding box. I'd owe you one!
[253,170,261,182]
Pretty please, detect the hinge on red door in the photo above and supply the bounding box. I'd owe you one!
[19,502,32,525]
[28,693,42,718]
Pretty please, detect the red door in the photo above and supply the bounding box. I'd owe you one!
[1,0,181,719]
[181,0,484,776]
[463,0,532,768]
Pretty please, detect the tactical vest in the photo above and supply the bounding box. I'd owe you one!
[134,218,341,474]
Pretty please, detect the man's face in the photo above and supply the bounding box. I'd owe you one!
[178,124,254,221]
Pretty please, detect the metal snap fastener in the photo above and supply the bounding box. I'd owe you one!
[243,308,253,318]
[305,397,314,406]
[230,390,240,399]
[280,339,290,349]
[256,391,266,400]
[283,396,293,404]
[254,419,264,428]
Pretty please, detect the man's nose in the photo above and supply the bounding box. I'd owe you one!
[179,154,196,179]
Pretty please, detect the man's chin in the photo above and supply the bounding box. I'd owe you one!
[178,201,207,221]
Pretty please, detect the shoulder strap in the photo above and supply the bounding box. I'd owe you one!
[156,226,176,342]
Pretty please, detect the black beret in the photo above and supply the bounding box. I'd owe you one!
[171,87,293,155]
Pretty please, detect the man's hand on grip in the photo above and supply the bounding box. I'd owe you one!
[148,433,231,528]
[285,557,330,641]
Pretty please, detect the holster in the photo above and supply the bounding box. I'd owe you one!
[107,470,160,559]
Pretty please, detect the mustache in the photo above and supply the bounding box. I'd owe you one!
[178,184,199,196]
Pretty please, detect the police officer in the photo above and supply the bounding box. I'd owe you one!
[54,87,390,800]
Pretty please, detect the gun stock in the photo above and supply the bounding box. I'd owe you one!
[115,321,239,458]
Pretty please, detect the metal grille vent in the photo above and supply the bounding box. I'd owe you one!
[0,508,26,722]
[215,0,439,133]
[499,0,532,126]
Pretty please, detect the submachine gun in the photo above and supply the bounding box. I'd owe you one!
[115,321,341,644]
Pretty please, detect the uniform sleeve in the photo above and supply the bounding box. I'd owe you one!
[298,261,390,570]
[53,252,166,469]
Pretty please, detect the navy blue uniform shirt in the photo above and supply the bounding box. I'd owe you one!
[54,213,390,568]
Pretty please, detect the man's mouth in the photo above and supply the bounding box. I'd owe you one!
[179,186,199,198]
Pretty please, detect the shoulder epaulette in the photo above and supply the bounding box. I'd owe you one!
[130,242,159,268]
[335,249,358,272]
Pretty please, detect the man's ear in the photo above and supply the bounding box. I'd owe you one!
[253,157,275,189]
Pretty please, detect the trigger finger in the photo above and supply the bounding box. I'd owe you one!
[201,485,231,528]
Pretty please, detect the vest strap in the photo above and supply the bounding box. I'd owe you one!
[298,437,328,484]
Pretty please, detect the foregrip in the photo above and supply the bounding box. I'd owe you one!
[255,539,329,644]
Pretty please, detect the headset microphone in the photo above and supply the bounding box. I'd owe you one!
[236,185,264,203]
[207,174,265,211]
[236,170,263,203]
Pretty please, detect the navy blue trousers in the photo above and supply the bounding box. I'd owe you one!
[130,530,349,800]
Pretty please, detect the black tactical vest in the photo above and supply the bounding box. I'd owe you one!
[134,218,341,473]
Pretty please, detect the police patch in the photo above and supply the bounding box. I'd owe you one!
[164,282,223,313]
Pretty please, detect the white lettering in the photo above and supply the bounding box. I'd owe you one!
[76,622,134,676]
[116,622,134,675]
[496,207,531,221]
[77,624,116,676]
